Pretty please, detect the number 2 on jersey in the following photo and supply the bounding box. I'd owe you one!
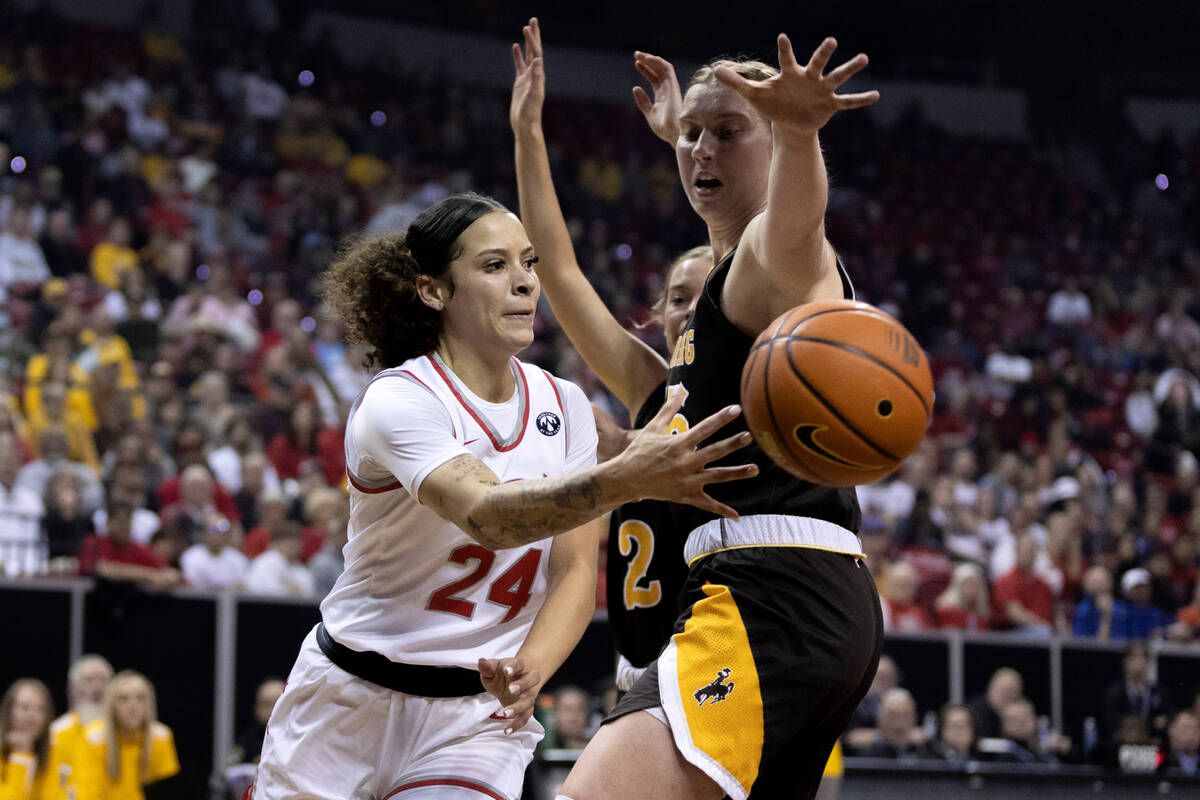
[427,544,543,622]
[618,520,662,610]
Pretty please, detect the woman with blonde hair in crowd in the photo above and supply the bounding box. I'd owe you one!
[0,678,58,800]
[935,562,992,631]
[76,671,178,800]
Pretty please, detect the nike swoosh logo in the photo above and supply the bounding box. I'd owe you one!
[793,424,885,470]
[464,438,480,446]
[488,711,507,720]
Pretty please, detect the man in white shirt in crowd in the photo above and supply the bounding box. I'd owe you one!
[0,206,51,291]
[0,432,46,576]
[180,515,248,589]
[244,521,315,598]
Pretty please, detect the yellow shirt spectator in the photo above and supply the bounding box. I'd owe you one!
[47,712,87,800]
[76,721,179,800]
[89,242,139,290]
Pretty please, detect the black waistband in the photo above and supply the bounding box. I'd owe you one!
[315,623,485,698]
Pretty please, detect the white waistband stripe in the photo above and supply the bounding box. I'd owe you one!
[683,514,864,565]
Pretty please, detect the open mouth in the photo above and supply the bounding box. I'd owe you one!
[694,177,722,192]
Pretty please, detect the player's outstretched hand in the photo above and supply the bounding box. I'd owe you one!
[478,657,542,735]
[510,17,545,132]
[714,35,878,138]
[632,50,682,145]
[611,389,758,519]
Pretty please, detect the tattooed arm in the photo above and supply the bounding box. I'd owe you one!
[417,394,757,550]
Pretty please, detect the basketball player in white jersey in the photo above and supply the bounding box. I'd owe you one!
[251,193,757,800]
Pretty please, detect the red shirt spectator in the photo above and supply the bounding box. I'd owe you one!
[994,536,1055,628]
[266,399,345,486]
[78,534,166,573]
[243,525,325,563]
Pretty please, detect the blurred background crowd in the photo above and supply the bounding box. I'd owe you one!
[2,0,1200,796]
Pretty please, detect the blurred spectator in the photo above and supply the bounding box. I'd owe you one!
[228,679,284,765]
[1045,277,1092,328]
[1159,710,1200,776]
[243,521,315,598]
[0,678,56,799]
[78,501,180,591]
[880,561,933,632]
[52,656,114,799]
[39,208,86,277]
[208,415,277,496]
[969,667,1023,739]
[550,687,592,750]
[76,671,180,800]
[1114,568,1174,640]
[309,512,347,598]
[161,463,228,544]
[993,534,1055,634]
[1073,565,1122,640]
[41,471,93,566]
[983,699,1059,764]
[0,431,46,576]
[930,703,978,764]
[1176,579,1200,640]
[88,217,138,290]
[190,371,237,448]
[847,688,928,760]
[180,515,247,589]
[1102,642,1171,744]
[16,426,104,515]
[0,206,51,291]
[934,562,992,630]
[265,398,345,487]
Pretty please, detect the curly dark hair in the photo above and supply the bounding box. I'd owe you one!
[323,193,508,369]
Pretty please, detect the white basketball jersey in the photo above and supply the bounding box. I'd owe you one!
[320,352,596,668]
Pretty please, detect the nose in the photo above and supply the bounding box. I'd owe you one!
[693,128,716,162]
[512,264,537,296]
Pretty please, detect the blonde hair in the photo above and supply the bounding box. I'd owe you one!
[936,562,991,618]
[641,245,716,327]
[101,671,158,781]
[688,58,779,90]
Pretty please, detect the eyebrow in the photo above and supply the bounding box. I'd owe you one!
[475,247,535,259]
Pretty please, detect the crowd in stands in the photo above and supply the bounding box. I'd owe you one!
[838,650,1200,775]
[1,1,1200,790]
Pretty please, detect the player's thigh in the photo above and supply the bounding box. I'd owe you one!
[559,710,723,800]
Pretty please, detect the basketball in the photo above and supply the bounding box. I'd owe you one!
[740,300,934,487]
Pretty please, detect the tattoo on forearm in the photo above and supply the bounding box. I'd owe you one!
[443,456,602,548]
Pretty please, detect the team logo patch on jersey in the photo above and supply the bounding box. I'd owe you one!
[536,411,561,436]
[693,667,735,706]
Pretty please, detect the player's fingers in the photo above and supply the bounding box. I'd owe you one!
[504,702,536,735]
[713,66,756,97]
[478,657,498,679]
[679,404,742,445]
[695,431,754,464]
[501,657,525,679]
[777,33,800,71]
[647,387,686,429]
[806,37,838,76]
[696,463,760,485]
[528,17,543,58]
[684,492,740,520]
[512,42,524,73]
[632,86,653,116]
[506,670,541,699]
[835,90,881,109]
[824,53,869,88]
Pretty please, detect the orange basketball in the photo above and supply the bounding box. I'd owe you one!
[740,299,934,487]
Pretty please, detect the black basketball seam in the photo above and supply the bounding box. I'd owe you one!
[747,307,896,358]
[786,336,931,418]
[759,338,821,483]
[783,344,901,462]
